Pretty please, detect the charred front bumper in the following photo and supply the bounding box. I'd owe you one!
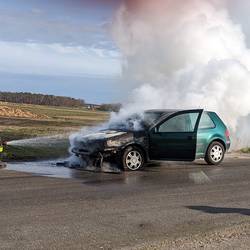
[71,143,120,168]
[71,145,118,158]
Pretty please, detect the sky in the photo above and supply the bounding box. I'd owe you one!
[0,0,122,103]
[0,0,250,103]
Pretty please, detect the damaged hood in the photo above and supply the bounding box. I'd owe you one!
[81,130,128,141]
[73,129,130,148]
[72,129,134,155]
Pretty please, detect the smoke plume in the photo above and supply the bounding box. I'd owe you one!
[111,0,250,148]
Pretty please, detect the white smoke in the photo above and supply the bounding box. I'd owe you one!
[111,0,250,148]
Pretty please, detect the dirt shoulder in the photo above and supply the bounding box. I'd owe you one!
[0,104,48,119]
[124,222,250,250]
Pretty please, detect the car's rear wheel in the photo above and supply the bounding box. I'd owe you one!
[205,141,225,165]
[122,146,144,171]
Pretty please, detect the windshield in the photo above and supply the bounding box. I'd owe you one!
[108,111,164,131]
[143,112,164,127]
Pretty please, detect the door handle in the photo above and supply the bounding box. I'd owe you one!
[187,135,194,140]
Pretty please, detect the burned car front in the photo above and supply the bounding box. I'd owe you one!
[71,112,161,168]
[71,130,138,167]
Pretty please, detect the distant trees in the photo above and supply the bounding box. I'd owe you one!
[0,91,123,111]
[0,92,85,107]
[99,103,122,112]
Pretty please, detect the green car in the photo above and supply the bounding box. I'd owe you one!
[72,109,231,171]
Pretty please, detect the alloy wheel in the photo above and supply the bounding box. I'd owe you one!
[125,150,142,171]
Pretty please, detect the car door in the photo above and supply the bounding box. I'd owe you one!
[149,110,203,161]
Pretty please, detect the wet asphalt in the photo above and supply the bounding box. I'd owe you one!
[1,154,250,249]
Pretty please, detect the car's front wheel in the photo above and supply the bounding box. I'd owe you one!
[122,146,145,171]
[205,141,225,165]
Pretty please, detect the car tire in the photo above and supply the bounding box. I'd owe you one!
[205,141,225,165]
[122,146,145,171]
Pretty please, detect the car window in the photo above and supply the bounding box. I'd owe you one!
[199,112,215,129]
[158,112,199,132]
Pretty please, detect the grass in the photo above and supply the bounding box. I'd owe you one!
[0,102,109,161]
[240,148,250,154]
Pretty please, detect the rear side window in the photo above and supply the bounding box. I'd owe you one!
[158,112,199,132]
[199,112,215,129]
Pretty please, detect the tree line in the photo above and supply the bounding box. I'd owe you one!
[98,103,122,112]
[0,92,85,107]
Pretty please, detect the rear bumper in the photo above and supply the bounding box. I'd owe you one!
[226,140,231,151]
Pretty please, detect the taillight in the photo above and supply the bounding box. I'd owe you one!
[225,129,230,138]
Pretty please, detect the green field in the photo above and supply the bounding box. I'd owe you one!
[0,102,109,161]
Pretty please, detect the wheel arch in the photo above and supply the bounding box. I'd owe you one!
[206,138,226,154]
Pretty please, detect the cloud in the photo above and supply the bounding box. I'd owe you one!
[0,41,121,77]
[0,6,112,48]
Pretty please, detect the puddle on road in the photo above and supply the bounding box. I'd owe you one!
[6,160,123,180]
[5,159,232,187]
[7,161,77,179]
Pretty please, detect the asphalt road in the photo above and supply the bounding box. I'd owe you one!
[1,154,250,249]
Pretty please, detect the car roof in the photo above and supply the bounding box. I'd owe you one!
[145,109,205,121]
[145,109,183,113]
[145,109,203,114]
